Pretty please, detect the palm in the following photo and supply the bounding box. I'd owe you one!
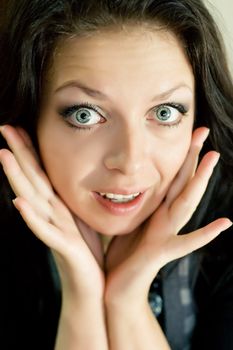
[104,128,231,299]
[0,125,105,296]
[105,206,171,274]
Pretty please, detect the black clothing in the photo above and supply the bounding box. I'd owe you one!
[0,165,233,350]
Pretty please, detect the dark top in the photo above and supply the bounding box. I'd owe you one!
[0,165,233,350]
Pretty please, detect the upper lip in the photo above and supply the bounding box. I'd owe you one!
[94,187,149,195]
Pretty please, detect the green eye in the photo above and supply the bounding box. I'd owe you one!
[156,106,172,121]
[59,102,105,130]
[69,107,101,127]
[75,109,92,124]
[154,104,185,124]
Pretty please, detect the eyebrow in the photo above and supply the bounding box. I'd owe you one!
[54,80,193,101]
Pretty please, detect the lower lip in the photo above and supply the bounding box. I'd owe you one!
[93,191,146,216]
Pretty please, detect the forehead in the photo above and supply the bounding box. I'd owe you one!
[45,26,194,96]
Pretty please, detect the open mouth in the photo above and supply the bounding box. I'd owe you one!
[93,191,146,215]
[97,192,141,203]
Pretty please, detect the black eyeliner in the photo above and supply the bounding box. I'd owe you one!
[58,102,100,118]
[154,102,189,115]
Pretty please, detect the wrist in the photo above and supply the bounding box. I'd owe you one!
[105,287,149,312]
[51,249,105,299]
[56,293,108,350]
[61,277,105,303]
[61,294,106,316]
[105,269,159,308]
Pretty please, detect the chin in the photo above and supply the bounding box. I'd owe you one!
[99,228,134,236]
[91,219,143,236]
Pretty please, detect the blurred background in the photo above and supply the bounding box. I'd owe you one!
[207,0,233,75]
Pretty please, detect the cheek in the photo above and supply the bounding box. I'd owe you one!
[158,134,191,183]
[37,126,103,192]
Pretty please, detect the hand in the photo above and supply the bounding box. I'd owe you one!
[104,127,232,303]
[0,125,105,298]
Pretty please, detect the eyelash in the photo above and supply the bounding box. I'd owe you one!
[58,101,188,131]
[153,102,188,127]
[59,102,102,131]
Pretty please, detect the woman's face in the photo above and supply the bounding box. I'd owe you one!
[37,27,195,236]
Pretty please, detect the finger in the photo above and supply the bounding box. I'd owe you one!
[12,197,68,251]
[0,141,86,242]
[16,126,38,158]
[168,218,232,261]
[170,151,220,231]
[0,149,53,219]
[166,127,209,206]
[0,148,36,197]
[0,125,52,199]
[13,197,87,257]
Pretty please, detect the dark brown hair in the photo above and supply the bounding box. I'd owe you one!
[1,0,233,209]
[0,3,233,347]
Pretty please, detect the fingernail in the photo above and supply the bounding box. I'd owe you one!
[204,127,210,137]
[202,128,210,143]
[193,127,210,148]
[213,152,221,167]
[0,125,5,134]
[223,219,233,230]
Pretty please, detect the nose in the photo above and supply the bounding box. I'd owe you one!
[103,123,148,175]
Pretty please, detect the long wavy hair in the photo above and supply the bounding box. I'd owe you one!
[1,3,233,347]
[1,0,233,210]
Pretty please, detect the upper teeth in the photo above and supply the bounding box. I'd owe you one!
[99,192,140,200]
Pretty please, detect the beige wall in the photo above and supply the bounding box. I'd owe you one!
[206,0,233,75]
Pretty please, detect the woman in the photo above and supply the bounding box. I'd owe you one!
[0,0,233,349]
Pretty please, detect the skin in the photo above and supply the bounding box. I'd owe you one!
[37,28,195,240]
[0,26,232,350]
